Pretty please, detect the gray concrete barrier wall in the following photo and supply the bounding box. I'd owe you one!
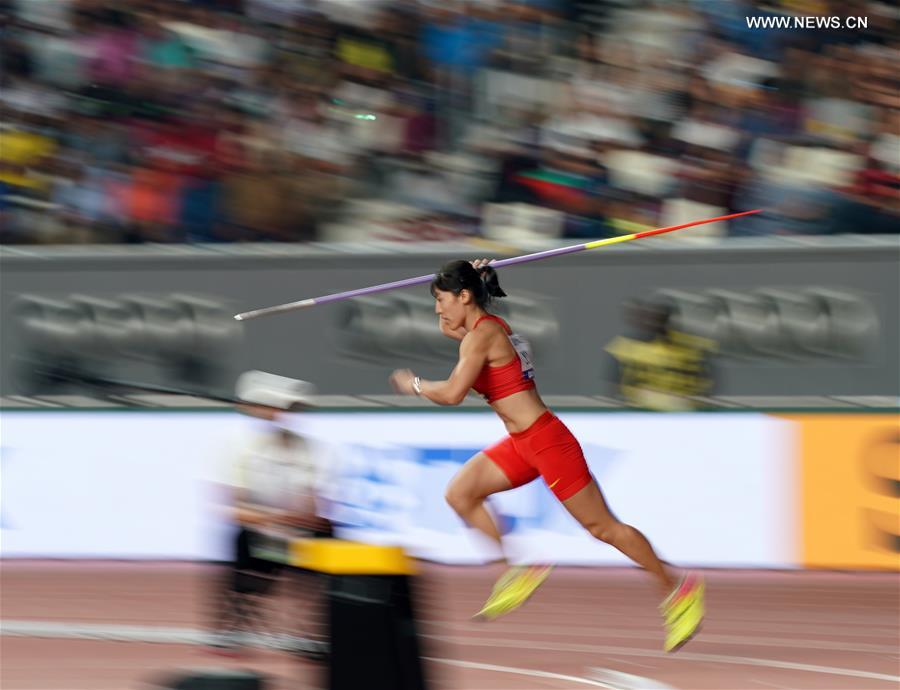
[1,237,897,398]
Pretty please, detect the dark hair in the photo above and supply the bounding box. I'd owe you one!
[430,260,507,308]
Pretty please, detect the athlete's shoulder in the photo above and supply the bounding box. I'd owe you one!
[462,321,501,351]
[475,314,511,333]
[463,322,495,342]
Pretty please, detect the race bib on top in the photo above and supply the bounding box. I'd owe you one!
[508,333,535,380]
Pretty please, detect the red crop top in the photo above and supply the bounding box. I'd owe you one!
[470,315,536,403]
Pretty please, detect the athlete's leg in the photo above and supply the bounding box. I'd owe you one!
[563,478,704,651]
[532,417,701,647]
[445,452,517,553]
[446,447,548,620]
[562,479,677,595]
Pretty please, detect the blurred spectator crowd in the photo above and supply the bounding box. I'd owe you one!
[1,0,897,245]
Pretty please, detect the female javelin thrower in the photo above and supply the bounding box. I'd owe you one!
[389,259,704,651]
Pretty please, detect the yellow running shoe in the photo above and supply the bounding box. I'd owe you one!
[475,565,554,621]
[661,573,705,652]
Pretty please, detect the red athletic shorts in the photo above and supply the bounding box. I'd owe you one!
[483,411,592,501]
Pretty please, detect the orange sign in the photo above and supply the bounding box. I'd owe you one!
[785,414,899,570]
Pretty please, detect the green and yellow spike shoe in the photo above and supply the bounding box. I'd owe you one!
[661,573,705,652]
[475,565,554,621]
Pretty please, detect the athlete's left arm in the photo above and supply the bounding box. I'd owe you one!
[390,329,489,405]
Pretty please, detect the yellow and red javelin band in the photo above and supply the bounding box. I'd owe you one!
[583,210,761,250]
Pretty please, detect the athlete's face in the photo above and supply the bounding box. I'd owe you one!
[434,288,469,330]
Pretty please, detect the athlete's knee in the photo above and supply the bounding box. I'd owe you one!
[585,519,625,545]
[445,484,476,515]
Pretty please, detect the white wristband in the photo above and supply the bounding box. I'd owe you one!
[412,376,423,396]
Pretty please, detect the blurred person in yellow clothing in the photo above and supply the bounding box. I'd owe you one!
[606,299,716,412]
[0,113,61,243]
[0,124,56,193]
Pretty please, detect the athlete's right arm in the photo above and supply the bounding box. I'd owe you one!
[410,328,490,405]
[439,317,467,341]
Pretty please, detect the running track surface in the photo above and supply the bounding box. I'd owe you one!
[1,562,898,690]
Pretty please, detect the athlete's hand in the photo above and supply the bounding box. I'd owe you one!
[471,258,493,271]
[389,368,417,396]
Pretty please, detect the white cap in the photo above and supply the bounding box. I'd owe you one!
[235,370,316,410]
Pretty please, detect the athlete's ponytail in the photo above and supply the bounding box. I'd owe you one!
[478,265,507,300]
[430,259,507,308]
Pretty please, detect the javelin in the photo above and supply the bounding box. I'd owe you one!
[234,209,762,321]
